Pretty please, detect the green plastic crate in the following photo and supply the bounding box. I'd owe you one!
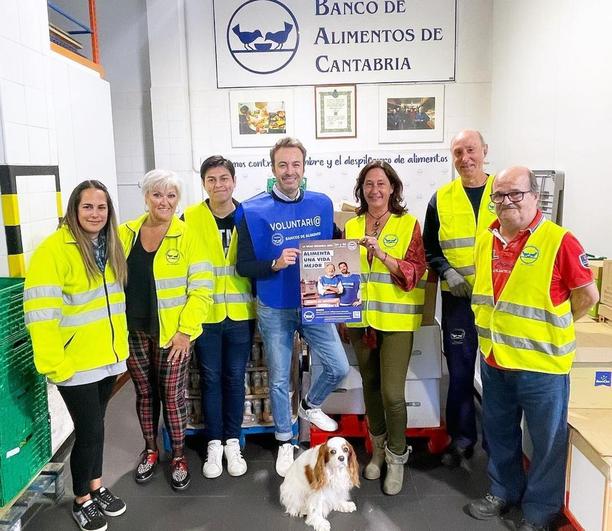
[0,417,51,507]
[0,378,48,453]
[0,337,41,395]
[0,277,26,341]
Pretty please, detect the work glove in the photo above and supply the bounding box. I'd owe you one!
[444,268,472,298]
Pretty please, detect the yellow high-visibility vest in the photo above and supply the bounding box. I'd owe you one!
[24,226,129,383]
[119,214,213,347]
[437,175,496,291]
[183,202,254,323]
[345,213,425,331]
[472,219,576,374]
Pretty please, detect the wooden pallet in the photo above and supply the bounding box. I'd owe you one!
[0,463,64,531]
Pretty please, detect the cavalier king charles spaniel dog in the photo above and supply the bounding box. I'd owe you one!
[280,437,360,531]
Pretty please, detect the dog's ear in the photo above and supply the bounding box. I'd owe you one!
[347,441,360,488]
[306,443,329,490]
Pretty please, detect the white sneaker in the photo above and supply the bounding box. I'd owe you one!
[202,440,223,478]
[298,403,338,432]
[224,438,247,477]
[275,443,295,477]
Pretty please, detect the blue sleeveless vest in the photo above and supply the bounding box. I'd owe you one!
[339,273,361,306]
[240,191,334,309]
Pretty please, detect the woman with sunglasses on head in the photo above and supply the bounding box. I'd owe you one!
[24,180,128,531]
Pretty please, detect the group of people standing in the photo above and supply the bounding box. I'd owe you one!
[22,130,597,531]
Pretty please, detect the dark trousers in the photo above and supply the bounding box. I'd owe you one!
[58,376,116,497]
[195,318,254,441]
[348,328,413,455]
[481,359,569,526]
[441,291,478,450]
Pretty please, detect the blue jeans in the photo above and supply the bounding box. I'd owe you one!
[195,318,254,441]
[481,358,569,527]
[257,299,349,441]
[441,291,478,450]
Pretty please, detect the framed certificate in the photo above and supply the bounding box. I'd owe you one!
[314,84,357,139]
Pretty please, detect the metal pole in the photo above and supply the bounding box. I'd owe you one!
[88,0,100,65]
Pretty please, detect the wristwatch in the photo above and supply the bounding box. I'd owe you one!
[271,259,278,271]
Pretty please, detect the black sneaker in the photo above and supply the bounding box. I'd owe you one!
[441,445,474,469]
[171,457,191,490]
[72,499,107,531]
[91,486,126,517]
[135,449,159,483]
[467,493,508,520]
[517,520,548,531]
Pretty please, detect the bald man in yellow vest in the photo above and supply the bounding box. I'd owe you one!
[467,166,598,530]
[423,129,496,467]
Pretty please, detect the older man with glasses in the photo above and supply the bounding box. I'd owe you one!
[467,166,598,531]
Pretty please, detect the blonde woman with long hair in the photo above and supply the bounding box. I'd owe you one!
[24,180,128,531]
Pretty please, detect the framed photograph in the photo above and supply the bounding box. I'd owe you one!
[229,89,293,148]
[314,84,357,139]
[378,84,445,143]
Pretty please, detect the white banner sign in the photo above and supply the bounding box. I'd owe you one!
[213,0,457,88]
[229,149,452,223]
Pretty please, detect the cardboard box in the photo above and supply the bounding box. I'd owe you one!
[422,271,438,326]
[307,367,366,415]
[405,378,441,428]
[570,322,612,409]
[333,210,357,231]
[589,260,605,319]
[566,410,612,531]
[600,303,612,323]
[407,323,442,380]
[601,260,612,308]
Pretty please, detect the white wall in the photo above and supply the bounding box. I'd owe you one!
[96,0,154,222]
[0,0,121,453]
[133,0,494,210]
[489,0,612,256]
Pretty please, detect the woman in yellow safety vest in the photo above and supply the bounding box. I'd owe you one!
[119,170,213,492]
[24,180,128,531]
[343,161,427,496]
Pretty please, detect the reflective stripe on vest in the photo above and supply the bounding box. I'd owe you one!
[23,225,130,382]
[437,175,496,291]
[345,213,425,331]
[61,302,126,327]
[23,285,63,301]
[471,219,576,374]
[183,202,254,323]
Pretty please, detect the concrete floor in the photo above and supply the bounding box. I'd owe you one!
[25,383,523,531]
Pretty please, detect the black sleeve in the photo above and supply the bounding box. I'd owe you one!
[235,217,275,279]
[422,192,451,278]
[332,222,342,240]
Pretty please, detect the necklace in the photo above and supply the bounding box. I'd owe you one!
[366,209,389,237]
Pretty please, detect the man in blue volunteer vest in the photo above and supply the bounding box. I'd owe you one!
[235,137,349,477]
[337,261,361,306]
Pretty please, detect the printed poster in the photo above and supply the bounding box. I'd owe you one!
[299,239,362,324]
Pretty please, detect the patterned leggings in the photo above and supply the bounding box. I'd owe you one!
[127,330,190,454]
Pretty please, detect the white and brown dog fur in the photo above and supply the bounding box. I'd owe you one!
[280,437,360,531]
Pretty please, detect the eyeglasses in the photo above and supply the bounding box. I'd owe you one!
[489,191,532,204]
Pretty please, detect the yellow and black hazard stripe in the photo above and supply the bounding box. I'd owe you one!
[0,165,61,277]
